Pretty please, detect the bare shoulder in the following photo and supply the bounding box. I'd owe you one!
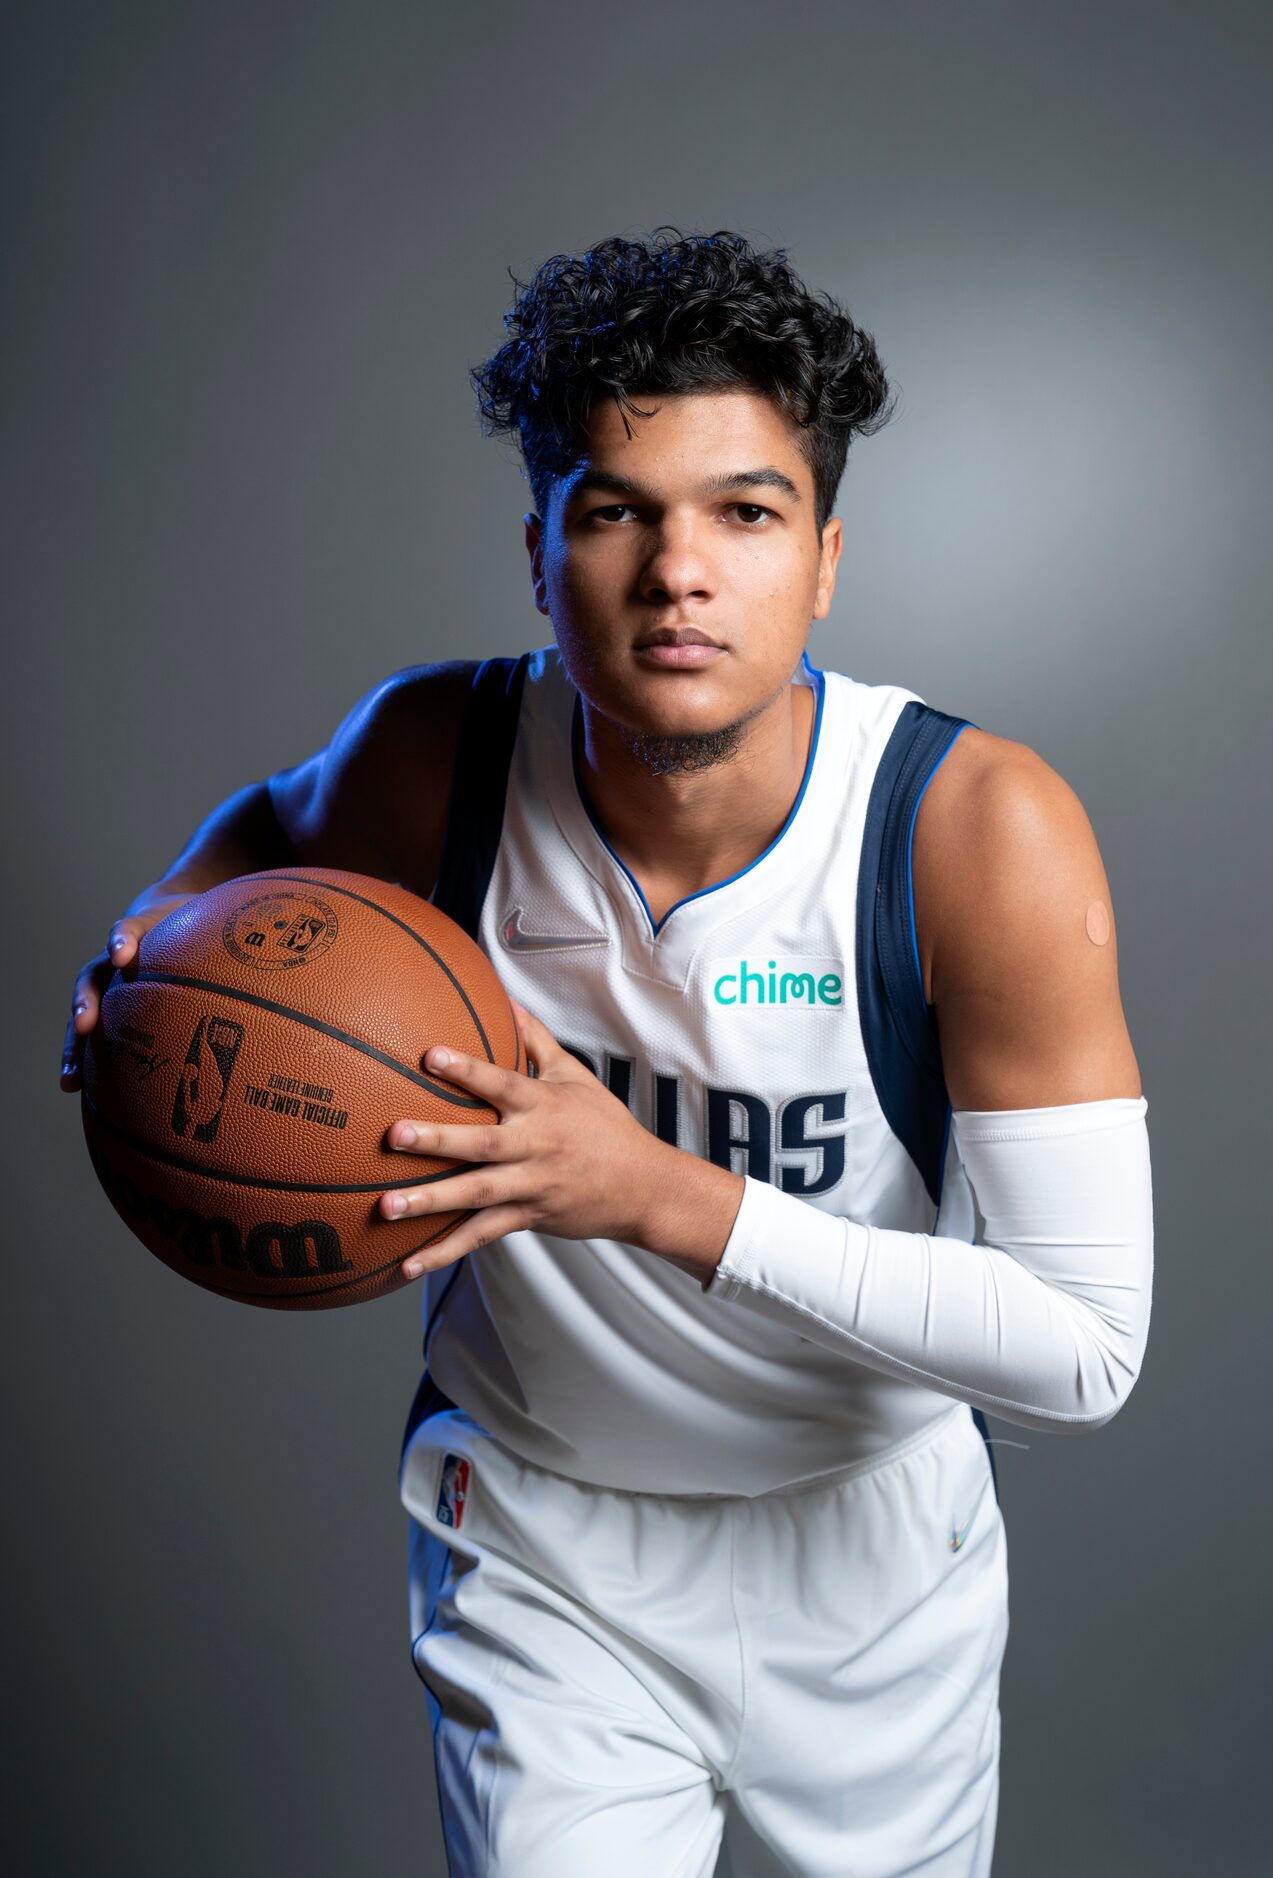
[271,659,478,897]
[912,724,1104,908]
[912,725,1141,1108]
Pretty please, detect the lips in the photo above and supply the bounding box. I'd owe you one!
[634,640,726,669]
[633,628,723,649]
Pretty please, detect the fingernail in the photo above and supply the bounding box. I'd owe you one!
[386,1194,407,1216]
[391,1124,416,1150]
[427,1048,451,1069]
[73,999,89,1017]
[109,934,127,952]
[403,1261,422,1280]
[61,1061,75,1078]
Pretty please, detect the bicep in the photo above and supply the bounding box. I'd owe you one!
[914,735,1142,1112]
[268,661,475,896]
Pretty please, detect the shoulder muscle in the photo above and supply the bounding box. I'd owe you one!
[912,727,1141,1110]
[269,660,477,898]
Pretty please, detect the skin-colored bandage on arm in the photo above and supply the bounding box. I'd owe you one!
[1085,900,1112,945]
[703,1097,1153,1433]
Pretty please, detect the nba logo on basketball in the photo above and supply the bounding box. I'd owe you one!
[436,1453,470,1529]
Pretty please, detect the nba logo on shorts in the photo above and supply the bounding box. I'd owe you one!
[436,1453,471,1530]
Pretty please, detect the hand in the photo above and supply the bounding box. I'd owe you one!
[382,1000,684,1278]
[60,888,197,1091]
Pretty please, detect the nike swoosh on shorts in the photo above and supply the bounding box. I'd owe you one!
[949,1460,997,1553]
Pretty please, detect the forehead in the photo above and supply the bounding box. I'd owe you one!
[572,387,812,491]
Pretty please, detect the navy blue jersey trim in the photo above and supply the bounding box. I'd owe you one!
[431,654,529,941]
[400,1258,466,1472]
[403,655,525,1468]
[855,702,972,1207]
[971,1406,1000,1499]
[903,731,968,1014]
[571,661,826,938]
[399,1362,461,1474]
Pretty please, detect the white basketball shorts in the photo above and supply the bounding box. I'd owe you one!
[401,1401,1008,1878]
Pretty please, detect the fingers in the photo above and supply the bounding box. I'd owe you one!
[422,1046,533,1111]
[60,947,118,1091]
[508,999,594,1084]
[380,1165,518,1222]
[105,915,150,969]
[401,1203,534,1280]
[60,1008,84,1090]
[509,998,564,1070]
[383,1094,533,1279]
[388,1120,511,1160]
[71,953,107,1028]
[60,898,189,1090]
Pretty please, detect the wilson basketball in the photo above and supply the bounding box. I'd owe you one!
[80,868,521,1310]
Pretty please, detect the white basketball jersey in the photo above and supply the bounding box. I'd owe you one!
[402,646,991,1497]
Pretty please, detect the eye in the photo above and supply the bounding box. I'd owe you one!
[731,503,771,525]
[590,504,638,524]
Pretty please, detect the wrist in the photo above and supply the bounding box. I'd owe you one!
[628,1141,746,1284]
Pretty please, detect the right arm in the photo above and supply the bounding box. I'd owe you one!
[60,659,476,1089]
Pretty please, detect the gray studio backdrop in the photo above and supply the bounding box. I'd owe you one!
[4,3,1269,1874]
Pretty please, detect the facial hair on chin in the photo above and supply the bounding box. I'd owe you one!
[616,717,750,777]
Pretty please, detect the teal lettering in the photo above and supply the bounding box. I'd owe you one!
[739,960,765,1005]
[713,961,845,1010]
[779,972,816,1003]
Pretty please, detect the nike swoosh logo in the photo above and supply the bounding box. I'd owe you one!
[953,1509,983,1554]
[949,1505,980,1553]
[500,907,609,953]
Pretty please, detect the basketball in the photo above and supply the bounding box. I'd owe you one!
[80,868,521,1310]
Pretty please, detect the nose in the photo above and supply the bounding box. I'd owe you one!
[638,514,716,608]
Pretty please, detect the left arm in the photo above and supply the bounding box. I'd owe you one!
[660,732,1154,1432]
[383,735,1153,1432]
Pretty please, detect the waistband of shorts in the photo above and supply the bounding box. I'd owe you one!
[410,1401,970,1506]
[729,1402,969,1503]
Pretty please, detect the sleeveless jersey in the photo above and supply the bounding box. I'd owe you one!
[402,646,996,1498]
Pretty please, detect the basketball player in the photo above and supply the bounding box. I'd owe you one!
[62,230,1153,1877]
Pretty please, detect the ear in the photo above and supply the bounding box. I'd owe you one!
[523,513,550,616]
[812,516,843,620]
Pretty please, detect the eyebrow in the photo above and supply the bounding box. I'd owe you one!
[562,465,803,505]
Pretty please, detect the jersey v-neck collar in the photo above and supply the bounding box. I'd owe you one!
[564,651,828,942]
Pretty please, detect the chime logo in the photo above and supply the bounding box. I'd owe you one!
[710,958,845,1009]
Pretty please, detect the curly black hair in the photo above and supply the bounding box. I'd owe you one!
[472,228,894,532]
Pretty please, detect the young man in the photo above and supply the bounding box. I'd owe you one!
[63,230,1153,1878]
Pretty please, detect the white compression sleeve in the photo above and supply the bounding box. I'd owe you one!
[703,1097,1153,1433]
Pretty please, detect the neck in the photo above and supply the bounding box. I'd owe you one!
[575,676,818,910]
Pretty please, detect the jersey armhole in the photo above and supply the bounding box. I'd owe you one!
[855,702,974,1206]
[400,655,528,1469]
[431,653,530,940]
